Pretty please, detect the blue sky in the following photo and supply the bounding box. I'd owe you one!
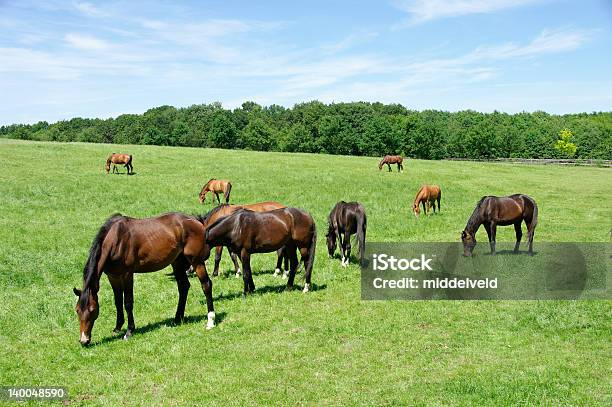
[1,0,611,124]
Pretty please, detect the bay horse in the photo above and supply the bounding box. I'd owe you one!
[197,202,289,278]
[199,179,232,204]
[326,201,367,267]
[201,207,317,294]
[413,185,441,217]
[73,213,215,346]
[461,194,538,257]
[105,153,133,175]
[378,155,403,172]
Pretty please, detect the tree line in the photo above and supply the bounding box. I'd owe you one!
[1,101,610,159]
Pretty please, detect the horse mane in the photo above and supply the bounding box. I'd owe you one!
[205,178,216,186]
[414,185,425,203]
[196,204,230,225]
[81,213,123,306]
[465,196,488,233]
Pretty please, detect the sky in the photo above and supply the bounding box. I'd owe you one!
[1,0,611,125]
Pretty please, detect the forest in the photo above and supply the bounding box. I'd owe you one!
[1,101,610,159]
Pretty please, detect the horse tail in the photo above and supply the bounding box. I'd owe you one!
[304,222,317,286]
[82,214,122,294]
[357,210,367,266]
[525,195,538,227]
[224,182,232,204]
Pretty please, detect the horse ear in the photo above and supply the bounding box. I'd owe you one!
[73,287,82,297]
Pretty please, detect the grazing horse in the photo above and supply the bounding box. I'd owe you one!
[378,155,403,172]
[105,153,133,175]
[73,213,215,346]
[461,194,538,257]
[326,201,367,267]
[199,179,232,204]
[198,202,288,278]
[201,207,317,294]
[413,185,441,217]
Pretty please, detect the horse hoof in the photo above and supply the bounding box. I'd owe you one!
[113,328,122,334]
[206,312,216,330]
[274,268,281,277]
[123,333,132,340]
[303,284,310,293]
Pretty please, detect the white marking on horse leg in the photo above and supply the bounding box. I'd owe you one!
[274,268,281,276]
[282,269,289,279]
[303,283,310,293]
[206,311,216,330]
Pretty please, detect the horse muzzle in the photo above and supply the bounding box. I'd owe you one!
[80,332,91,346]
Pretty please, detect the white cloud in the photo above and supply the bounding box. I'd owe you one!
[393,0,542,25]
[73,1,108,17]
[64,33,111,50]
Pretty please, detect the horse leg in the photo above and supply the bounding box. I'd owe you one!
[489,222,497,255]
[240,250,255,295]
[422,201,427,215]
[338,230,345,265]
[513,222,523,253]
[343,230,351,267]
[194,263,215,329]
[387,163,391,172]
[123,274,135,340]
[108,275,124,333]
[172,256,191,324]
[228,250,241,278]
[212,246,223,277]
[214,192,220,204]
[397,163,401,172]
[286,246,299,290]
[484,222,492,254]
[526,221,536,256]
[274,247,284,277]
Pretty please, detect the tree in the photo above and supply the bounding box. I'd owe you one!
[554,128,577,158]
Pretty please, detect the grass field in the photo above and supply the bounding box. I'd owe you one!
[0,138,610,406]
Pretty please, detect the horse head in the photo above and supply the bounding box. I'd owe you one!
[73,287,99,346]
[461,230,476,257]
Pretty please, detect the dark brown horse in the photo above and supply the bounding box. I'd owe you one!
[105,153,133,175]
[73,213,215,346]
[413,185,441,217]
[199,179,232,204]
[378,155,403,172]
[201,207,317,294]
[461,194,538,257]
[326,201,367,267]
[197,202,288,278]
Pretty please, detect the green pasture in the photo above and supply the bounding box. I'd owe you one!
[0,139,610,406]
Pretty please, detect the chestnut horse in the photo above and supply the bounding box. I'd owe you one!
[199,179,232,204]
[461,194,538,257]
[198,202,289,278]
[105,153,133,175]
[413,185,441,217]
[378,155,403,172]
[202,207,317,294]
[326,201,367,267]
[73,213,215,346]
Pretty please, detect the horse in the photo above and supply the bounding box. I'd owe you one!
[413,185,441,217]
[378,155,403,172]
[326,201,367,267]
[72,213,215,346]
[199,179,232,204]
[105,153,133,175]
[461,194,538,257]
[201,207,317,294]
[197,202,289,278]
